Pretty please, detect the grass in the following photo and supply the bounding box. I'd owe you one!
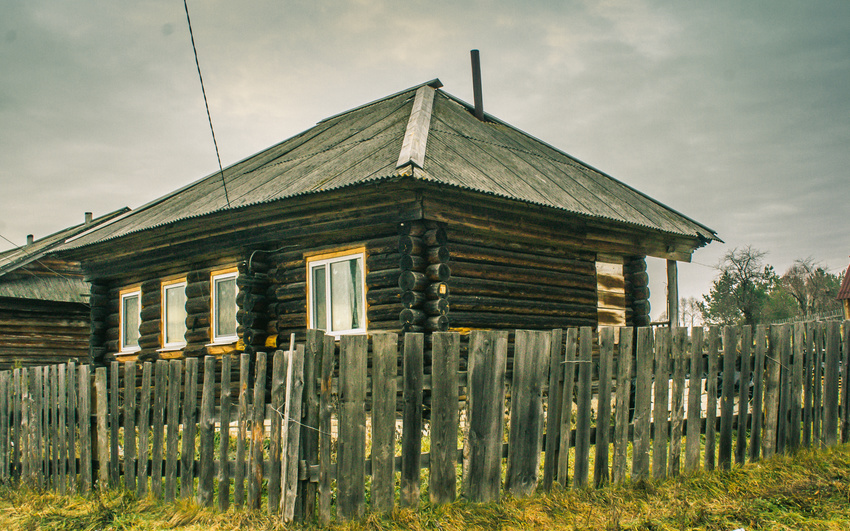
[2,444,850,530]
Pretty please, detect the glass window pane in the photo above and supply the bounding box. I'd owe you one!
[215,276,237,339]
[164,285,187,345]
[312,266,327,331]
[123,294,140,349]
[330,257,363,331]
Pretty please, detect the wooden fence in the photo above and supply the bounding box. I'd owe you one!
[0,322,848,524]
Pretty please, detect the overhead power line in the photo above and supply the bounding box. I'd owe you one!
[182,0,231,209]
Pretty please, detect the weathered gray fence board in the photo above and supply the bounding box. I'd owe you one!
[463,330,509,502]
[685,327,703,471]
[13,369,21,483]
[430,331,459,505]
[109,362,119,487]
[300,331,321,518]
[51,365,60,490]
[268,351,285,514]
[234,353,250,507]
[181,357,199,499]
[613,327,633,483]
[371,332,398,512]
[78,364,91,493]
[750,326,765,461]
[543,328,564,491]
[718,326,737,469]
[704,327,720,470]
[843,321,850,444]
[823,321,840,447]
[508,329,551,495]
[632,327,653,479]
[96,367,108,489]
[249,352,267,510]
[557,328,578,487]
[736,326,752,463]
[401,333,424,507]
[812,322,823,447]
[281,345,306,522]
[789,323,804,451]
[337,335,367,520]
[803,322,814,448]
[776,325,791,454]
[165,360,182,501]
[594,327,613,487]
[197,356,217,507]
[669,327,687,477]
[318,333,334,526]
[217,354,232,512]
[573,327,593,488]
[66,362,77,492]
[124,361,137,492]
[136,362,151,497]
[0,373,8,483]
[763,327,782,458]
[652,327,670,480]
[151,360,167,497]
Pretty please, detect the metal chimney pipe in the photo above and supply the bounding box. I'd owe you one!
[470,50,484,121]
[85,212,93,225]
[26,234,34,246]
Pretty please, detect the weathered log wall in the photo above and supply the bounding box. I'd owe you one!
[625,257,650,327]
[0,299,90,369]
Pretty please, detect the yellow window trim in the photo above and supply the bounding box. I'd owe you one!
[118,285,142,354]
[161,278,188,349]
[306,247,367,333]
[210,267,239,344]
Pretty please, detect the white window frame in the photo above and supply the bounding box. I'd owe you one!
[307,249,367,336]
[119,287,141,353]
[211,269,239,344]
[160,279,187,349]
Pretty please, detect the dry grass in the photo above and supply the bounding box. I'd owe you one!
[2,444,850,530]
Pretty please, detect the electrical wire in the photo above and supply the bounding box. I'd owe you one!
[183,0,231,209]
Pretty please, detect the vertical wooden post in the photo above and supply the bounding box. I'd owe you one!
[197,356,217,507]
[51,365,60,490]
[66,362,77,492]
[371,332,399,512]
[13,369,21,484]
[557,328,578,487]
[667,260,678,327]
[823,321,840,447]
[248,352,267,510]
[337,335,367,520]
[318,334,334,526]
[78,365,91,493]
[652,327,670,480]
[96,367,108,489]
[763,327,782,459]
[267,351,285,515]
[777,325,791,454]
[573,327,593,488]
[718,326,737,469]
[217,355,232,511]
[842,321,850,444]
[543,328,564,491]
[593,327,613,488]
[507,330,551,495]
[631,327,654,479]
[736,326,752,464]
[789,323,805,451]
[0,372,8,484]
[150,360,167,498]
[704,327,720,470]
[281,345,305,522]
[430,332,460,505]
[136,362,151,497]
[401,333,424,507]
[613,327,634,483]
[803,322,814,448]
[109,362,119,487]
[750,326,766,462]
[812,322,824,447]
[300,331,321,519]
[181,357,199,499]
[165,360,182,501]
[669,327,687,477]
[123,361,137,492]
[685,327,703,471]
[463,330,508,502]
[234,353,250,507]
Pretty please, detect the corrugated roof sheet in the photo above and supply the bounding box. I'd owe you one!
[0,276,89,304]
[62,80,718,250]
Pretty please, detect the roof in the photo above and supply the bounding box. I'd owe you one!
[62,80,718,251]
[838,261,850,300]
[0,208,128,302]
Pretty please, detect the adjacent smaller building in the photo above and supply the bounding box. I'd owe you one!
[0,209,128,369]
[838,259,850,320]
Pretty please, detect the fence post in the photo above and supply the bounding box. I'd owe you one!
[124,361,137,493]
[217,355,232,511]
[669,327,687,477]
[401,333,424,507]
[96,367,108,489]
[248,353,267,510]
[136,362,152,498]
[704,327,720,470]
[430,331,460,505]
[763,326,782,458]
[613,327,634,483]
[632,327,653,480]
[823,321,840,447]
[318,334,334,526]
[281,345,306,522]
[109,362,120,487]
[842,321,850,444]
[685,327,703,471]
[165,360,182,501]
[736,326,752,464]
[197,356,217,507]
[557,328,578,487]
[593,327,613,488]
[371,332,399,512]
[337,335,367,520]
[181,357,199,499]
[573,327,593,488]
[78,364,91,493]
[543,328,564,491]
[718,326,737,469]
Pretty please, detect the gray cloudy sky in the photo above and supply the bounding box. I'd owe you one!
[1,0,848,320]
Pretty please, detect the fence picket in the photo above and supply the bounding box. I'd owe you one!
[401,333,424,507]
[557,328,577,487]
[96,367,108,489]
[508,329,551,495]
[463,330,508,502]
[217,354,232,511]
[763,326,782,458]
[234,353,250,507]
[803,323,814,448]
[78,364,91,493]
[337,335,368,520]
[66,362,77,492]
[0,372,9,483]
[652,327,670,480]
[318,333,334,525]
[812,322,824,447]
[165,360,182,501]
[300,331,321,519]
[151,360,167,497]
[281,345,306,522]
[268,351,285,515]
[543,328,564,491]
[35,367,44,489]
[613,327,633,483]
[181,357,199,499]
[124,361,137,492]
[136,362,151,498]
[13,369,21,484]
[704,327,720,470]
[371,332,398,512]
[573,327,593,488]
[430,332,460,505]
[249,352,267,510]
[750,326,766,461]
[669,327,687,477]
[842,321,850,444]
[718,326,737,469]
[823,321,840,447]
[51,365,60,490]
[736,326,752,463]
[685,327,703,471]
[109,362,119,487]
[198,356,217,507]
[593,327,613,488]
[789,323,804,451]
[632,327,653,479]
[777,324,791,454]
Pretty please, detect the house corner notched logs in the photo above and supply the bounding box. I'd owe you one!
[88,281,110,365]
[183,269,212,358]
[396,221,429,333]
[237,261,270,355]
[137,280,162,361]
[272,249,307,346]
[423,223,449,332]
[625,257,650,327]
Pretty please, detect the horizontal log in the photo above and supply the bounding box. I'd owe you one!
[366,235,403,255]
[275,299,307,315]
[366,269,401,290]
[185,281,210,299]
[449,260,593,289]
[625,258,647,274]
[185,312,210,330]
[243,328,267,346]
[237,310,266,330]
[368,304,404,323]
[446,228,596,262]
[423,227,447,247]
[242,293,268,313]
[90,283,109,296]
[104,339,119,353]
[426,263,450,282]
[427,315,449,332]
[185,329,210,344]
[90,306,109,321]
[426,246,450,264]
[398,221,426,237]
[398,271,427,292]
[236,276,269,294]
[449,276,596,304]
[368,320,419,333]
[138,320,160,336]
[187,270,213,284]
[425,282,449,300]
[105,326,119,341]
[447,312,596,330]
[367,287,402,306]
[186,297,211,315]
[424,298,449,315]
[629,272,649,286]
[137,332,161,348]
[399,254,427,272]
[140,304,161,322]
[141,290,160,308]
[401,290,426,309]
[89,293,109,308]
[398,236,424,256]
[274,282,307,301]
[399,308,426,325]
[277,313,307,328]
[446,295,595,318]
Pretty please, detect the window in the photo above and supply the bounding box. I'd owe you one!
[307,249,366,335]
[120,288,141,353]
[211,269,238,343]
[161,279,187,349]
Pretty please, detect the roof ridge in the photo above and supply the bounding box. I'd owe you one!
[396,84,437,170]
